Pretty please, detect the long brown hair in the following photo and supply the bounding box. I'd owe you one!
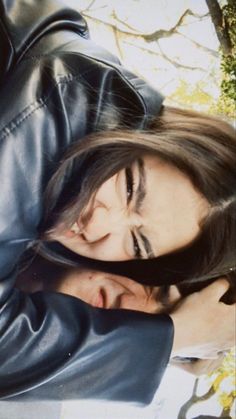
[40,106,236,287]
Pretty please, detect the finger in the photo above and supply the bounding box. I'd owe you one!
[201,278,230,300]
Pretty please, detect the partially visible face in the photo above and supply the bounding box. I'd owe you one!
[51,154,209,261]
[52,268,180,313]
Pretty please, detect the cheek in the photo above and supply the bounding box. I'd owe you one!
[64,271,95,301]
[88,239,127,261]
[55,236,88,256]
[120,294,141,311]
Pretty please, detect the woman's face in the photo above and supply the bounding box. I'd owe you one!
[53,268,180,313]
[51,155,209,261]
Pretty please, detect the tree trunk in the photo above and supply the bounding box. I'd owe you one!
[205,0,232,55]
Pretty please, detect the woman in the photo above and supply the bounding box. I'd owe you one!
[16,254,181,313]
[40,106,236,285]
[0,0,235,402]
[16,255,232,377]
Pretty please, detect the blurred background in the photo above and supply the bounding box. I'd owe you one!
[70,0,235,123]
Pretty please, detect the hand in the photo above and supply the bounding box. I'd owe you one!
[169,279,236,359]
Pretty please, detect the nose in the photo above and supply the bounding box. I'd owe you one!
[81,205,143,242]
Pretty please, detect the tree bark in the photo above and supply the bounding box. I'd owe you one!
[205,0,232,55]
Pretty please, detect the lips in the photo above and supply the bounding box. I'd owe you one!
[92,286,125,310]
[64,220,86,240]
[93,288,106,309]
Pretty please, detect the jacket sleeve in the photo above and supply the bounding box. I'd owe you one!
[0,0,171,403]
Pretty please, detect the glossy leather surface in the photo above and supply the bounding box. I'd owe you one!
[0,0,172,402]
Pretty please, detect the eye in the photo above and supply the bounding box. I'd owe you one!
[131,231,142,259]
[125,167,134,204]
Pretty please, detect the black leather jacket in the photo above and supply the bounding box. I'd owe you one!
[0,0,173,402]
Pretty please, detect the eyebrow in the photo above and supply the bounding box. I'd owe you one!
[135,159,155,259]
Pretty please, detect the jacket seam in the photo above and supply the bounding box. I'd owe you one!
[0,99,46,142]
[0,72,91,141]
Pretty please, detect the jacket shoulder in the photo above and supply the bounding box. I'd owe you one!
[0,0,89,81]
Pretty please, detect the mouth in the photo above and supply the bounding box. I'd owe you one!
[63,221,87,241]
[93,288,107,309]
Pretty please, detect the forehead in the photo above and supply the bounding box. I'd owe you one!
[141,154,209,257]
[142,153,202,194]
[141,154,191,194]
